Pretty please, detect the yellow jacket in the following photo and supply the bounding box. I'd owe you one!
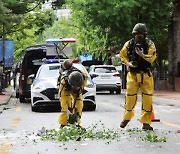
[119,39,157,65]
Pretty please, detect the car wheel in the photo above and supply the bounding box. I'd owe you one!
[31,104,38,112]
[110,90,114,94]
[116,89,121,94]
[16,92,19,98]
[19,94,25,103]
[90,105,96,111]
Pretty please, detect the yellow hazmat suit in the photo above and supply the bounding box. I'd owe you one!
[120,39,156,124]
[58,70,87,126]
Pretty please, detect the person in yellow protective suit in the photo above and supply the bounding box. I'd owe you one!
[119,23,157,130]
[58,59,88,128]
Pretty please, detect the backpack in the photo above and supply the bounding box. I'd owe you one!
[58,66,83,90]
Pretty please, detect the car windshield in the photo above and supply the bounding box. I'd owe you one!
[94,67,116,73]
[74,64,91,78]
[38,65,60,78]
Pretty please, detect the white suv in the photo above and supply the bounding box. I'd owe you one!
[89,65,122,94]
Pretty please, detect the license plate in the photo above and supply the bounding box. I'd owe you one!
[54,94,59,99]
[101,75,110,79]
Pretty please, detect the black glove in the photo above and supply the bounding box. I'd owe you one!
[64,84,71,90]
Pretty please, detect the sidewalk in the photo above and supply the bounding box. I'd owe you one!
[0,87,13,106]
[122,89,180,107]
[154,90,180,101]
[153,90,180,107]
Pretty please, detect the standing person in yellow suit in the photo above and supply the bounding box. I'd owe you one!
[119,23,157,130]
[58,59,88,128]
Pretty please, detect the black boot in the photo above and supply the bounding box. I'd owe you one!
[120,120,130,128]
[60,124,66,129]
[142,124,153,130]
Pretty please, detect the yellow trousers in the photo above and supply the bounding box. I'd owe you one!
[123,72,154,124]
[58,87,83,126]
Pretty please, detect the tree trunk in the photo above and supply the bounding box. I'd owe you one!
[168,2,180,90]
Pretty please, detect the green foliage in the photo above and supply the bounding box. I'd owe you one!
[65,0,173,62]
[39,123,120,142]
[127,128,167,143]
[0,0,57,63]
[52,0,66,9]
[11,28,38,63]
[142,131,167,142]
[2,0,28,14]
[0,0,55,36]
[0,0,174,64]
[39,124,167,144]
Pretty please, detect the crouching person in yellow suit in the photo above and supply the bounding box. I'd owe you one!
[58,59,88,128]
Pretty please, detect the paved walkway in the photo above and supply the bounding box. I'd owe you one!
[154,90,180,101]
[0,87,13,106]
[121,89,180,107]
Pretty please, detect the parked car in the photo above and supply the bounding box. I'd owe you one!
[89,65,122,94]
[18,44,58,103]
[82,60,103,72]
[30,62,96,112]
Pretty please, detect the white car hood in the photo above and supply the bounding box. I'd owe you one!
[32,77,58,90]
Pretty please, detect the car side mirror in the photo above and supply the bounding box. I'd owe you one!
[90,74,94,79]
[90,74,98,79]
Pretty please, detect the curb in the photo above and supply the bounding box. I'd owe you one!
[0,88,14,106]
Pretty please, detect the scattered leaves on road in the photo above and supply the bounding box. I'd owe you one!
[127,128,167,142]
[37,123,167,143]
[38,123,120,142]
[141,131,166,142]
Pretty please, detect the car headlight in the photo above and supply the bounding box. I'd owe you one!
[34,86,42,90]
[86,83,94,88]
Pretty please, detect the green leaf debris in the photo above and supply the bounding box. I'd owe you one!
[127,128,167,143]
[38,123,120,142]
[37,123,167,143]
[142,131,167,142]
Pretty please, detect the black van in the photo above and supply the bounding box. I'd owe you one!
[18,38,76,103]
[18,44,59,102]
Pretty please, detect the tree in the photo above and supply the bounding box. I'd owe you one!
[66,0,174,64]
[0,0,56,62]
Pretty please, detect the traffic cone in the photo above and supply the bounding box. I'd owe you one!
[151,105,160,122]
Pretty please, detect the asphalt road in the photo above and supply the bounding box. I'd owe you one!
[0,91,180,154]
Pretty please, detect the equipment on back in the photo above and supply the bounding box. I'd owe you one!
[62,59,72,70]
[132,23,147,35]
[68,71,84,90]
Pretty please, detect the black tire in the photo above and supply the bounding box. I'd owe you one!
[31,104,38,112]
[16,92,19,98]
[116,88,121,94]
[19,94,25,103]
[110,90,114,94]
[90,105,96,111]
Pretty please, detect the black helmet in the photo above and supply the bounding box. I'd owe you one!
[62,59,72,70]
[68,71,84,89]
[132,23,147,35]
